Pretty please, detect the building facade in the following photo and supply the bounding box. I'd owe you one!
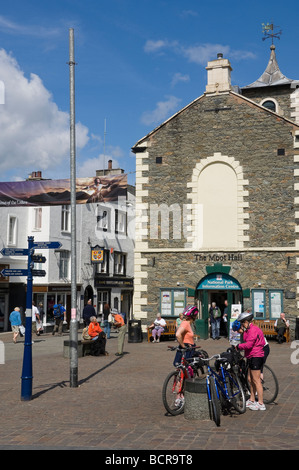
[132,46,299,338]
[0,164,135,332]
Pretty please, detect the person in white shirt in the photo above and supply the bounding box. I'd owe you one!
[149,313,166,343]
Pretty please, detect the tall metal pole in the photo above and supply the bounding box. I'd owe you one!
[21,236,34,400]
[68,28,78,387]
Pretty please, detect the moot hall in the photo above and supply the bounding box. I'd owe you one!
[132,39,299,339]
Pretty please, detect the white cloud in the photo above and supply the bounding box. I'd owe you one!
[0,49,89,179]
[77,146,123,177]
[144,39,256,65]
[171,72,190,87]
[141,95,182,126]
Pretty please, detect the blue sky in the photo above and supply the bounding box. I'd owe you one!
[0,0,298,186]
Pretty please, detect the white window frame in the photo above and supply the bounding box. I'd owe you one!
[114,252,126,276]
[59,250,70,279]
[95,250,109,275]
[96,206,110,232]
[8,215,17,246]
[115,209,127,235]
[61,205,70,232]
[33,207,42,231]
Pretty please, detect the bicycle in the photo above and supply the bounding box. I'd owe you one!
[230,346,279,404]
[202,351,246,427]
[162,346,208,416]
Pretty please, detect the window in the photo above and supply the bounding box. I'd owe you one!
[95,250,109,275]
[59,250,70,279]
[33,208,42,230]
[262,100,276,112]
[97,206,110,232]
[8,216,17,245]
[61,205,70,232]
[115,210,127,235]
[114,252,126,275]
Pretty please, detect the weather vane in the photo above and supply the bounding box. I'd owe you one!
[262,22,282,44]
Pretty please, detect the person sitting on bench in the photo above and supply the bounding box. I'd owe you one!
[274,313,289,344]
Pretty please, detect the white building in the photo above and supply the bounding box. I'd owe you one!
[0,165,135,332]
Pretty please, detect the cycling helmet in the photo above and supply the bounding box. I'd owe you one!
[237,311,253,323]
[232,320,241,332]
[182,305,198,318]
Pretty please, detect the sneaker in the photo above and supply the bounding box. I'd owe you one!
[156,338,160,343]
[249,402,266,411]
[246,399,255,408]
[174,398,184,408]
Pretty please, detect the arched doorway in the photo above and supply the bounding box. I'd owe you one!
[195,267,243,339]
[84,285,94,306]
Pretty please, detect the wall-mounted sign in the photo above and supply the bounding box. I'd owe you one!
[91,246,104,264]
[197,273,241,290]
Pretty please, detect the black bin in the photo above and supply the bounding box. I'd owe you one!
[295,317,299,340]
[128,320,143,343]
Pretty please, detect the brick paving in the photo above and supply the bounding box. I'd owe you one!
[0,330,299,451]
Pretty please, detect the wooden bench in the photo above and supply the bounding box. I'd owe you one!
[63,339,93,358]
[253,319,290,343]
[147,319,176,342]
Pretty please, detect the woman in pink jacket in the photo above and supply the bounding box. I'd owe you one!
[233,311,266,411]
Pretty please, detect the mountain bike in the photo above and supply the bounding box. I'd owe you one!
[231,347,279,404]
[162,346,208,416]
[202,352,246,427]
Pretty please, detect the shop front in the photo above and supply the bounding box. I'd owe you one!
[196,268,243,339]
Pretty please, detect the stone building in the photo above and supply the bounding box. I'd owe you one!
[132,46,299,338]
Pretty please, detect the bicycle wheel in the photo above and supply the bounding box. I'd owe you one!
[207,376,221,427]
[246,364,279,404]
[225,372,246,414]
[162,370,185,416]
[261,365,279,404]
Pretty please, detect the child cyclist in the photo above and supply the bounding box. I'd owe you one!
[232,311,266,411]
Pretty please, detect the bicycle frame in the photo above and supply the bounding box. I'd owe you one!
[207,364,240,401]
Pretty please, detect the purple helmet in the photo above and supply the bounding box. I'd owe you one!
[182,305,198,319]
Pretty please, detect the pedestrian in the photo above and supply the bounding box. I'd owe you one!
[148,313,166,343]
[102,302,111,339]
[82,299,96,327]
[88,316,107,356]
[52,300,66,336]
[274,313,289,344]
[36,302,44,336]
[174,305,199,407]
[111,309,126,356]
[9,307,22,343]
[32,301,39,336]
[232,311,266,411]
[209,302,222,339]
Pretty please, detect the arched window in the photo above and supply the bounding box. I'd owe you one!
[197,163,238,248]
[262,100,276,112]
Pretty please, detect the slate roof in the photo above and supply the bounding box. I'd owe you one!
[242,45,297,89]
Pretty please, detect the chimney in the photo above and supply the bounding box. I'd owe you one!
[108,159,112,170]
[205,53,232,94]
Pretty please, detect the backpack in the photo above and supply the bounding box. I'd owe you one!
[53,304,63,318]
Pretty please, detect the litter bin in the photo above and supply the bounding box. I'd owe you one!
[295,317,299,340]
[128,320,143,343]
[194,318,209,340]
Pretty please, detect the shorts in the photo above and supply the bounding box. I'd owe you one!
[11,325,19,333]
[248,356,264,371]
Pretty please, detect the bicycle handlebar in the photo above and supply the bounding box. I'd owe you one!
[167,345,202,352]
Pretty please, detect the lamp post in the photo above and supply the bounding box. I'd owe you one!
[68,28,78,388]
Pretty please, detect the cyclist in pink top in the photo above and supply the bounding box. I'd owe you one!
[233,311,266,411]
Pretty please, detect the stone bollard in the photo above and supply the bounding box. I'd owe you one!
[184,377,210,421]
